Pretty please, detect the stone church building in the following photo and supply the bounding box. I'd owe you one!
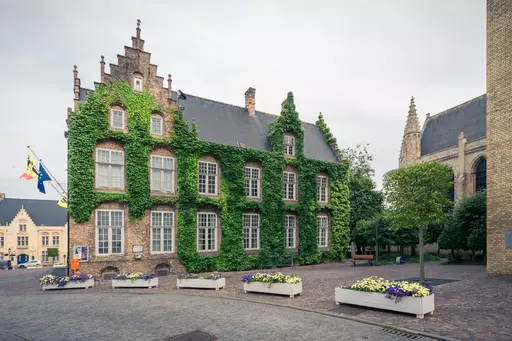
[399,0,511,275]
[398,95,487,200]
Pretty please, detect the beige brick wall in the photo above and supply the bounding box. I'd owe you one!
[70,201,185,276]
[487,0,512,275]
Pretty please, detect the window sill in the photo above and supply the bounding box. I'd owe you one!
[150,251,174,255]
[246,197,262,202]
[95,188,126,193]
[150,191,177,197]
[244,249,260,255]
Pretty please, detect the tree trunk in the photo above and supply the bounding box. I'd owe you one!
[399,245,404,256]
[387,244,391,254]
[375,241,379,261]
[472,250,476,261]
[451,248,455,257]
[419,226,425,282]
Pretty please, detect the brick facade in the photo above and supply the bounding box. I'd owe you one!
[486,0,512,275]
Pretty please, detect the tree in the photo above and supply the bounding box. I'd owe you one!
[384,162,452,281]
[425,220,446,252]
[343,144,384,233]
[438,215,466,256]
[389,227,418,256]
[452,190,486,260]
[47,248,59,262]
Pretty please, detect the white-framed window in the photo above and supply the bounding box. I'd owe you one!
[244,167,261,198]
[317,215,328,247]
[151,211,174,253]
[284,134,296,156]
[197,212,217,252]
[133,74,143,91]
[0,236,4,247]
[42,250,48,262]
[285,215,297,249]
[317,175,328,203]
[19,224,26,232]
[198,161,218,195]
[17,236,28,247]
[110,109,125,129]
[283,171,297,201]
[53,235,59,246]
[151,116,163,136]
[243,213,260,250]
[96,148,125,190]
[150,155,175,193]
[42,236,49,246]
[96,210,124,255]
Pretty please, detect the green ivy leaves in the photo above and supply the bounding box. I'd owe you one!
[68,82,350,272]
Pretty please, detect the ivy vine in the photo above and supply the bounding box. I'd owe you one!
[68,82,350,272]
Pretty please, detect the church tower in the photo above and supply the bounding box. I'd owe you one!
[399,97,422,167]
[487,0,512,275]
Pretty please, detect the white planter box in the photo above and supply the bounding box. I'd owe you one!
[335,288,435,319]
[112,277,158,288]
[41,278,95,291]
[243,282,302,298]
[177,277,225,290]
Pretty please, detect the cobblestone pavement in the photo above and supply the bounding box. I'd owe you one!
[0,292,439,341]
[2,261,511,341]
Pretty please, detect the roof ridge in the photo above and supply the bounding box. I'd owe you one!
[429,94,486,120]
[2,197,59,203]
[81,87,320,127]
[185,93,319,127]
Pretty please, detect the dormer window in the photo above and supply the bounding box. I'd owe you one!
[151,115,163,136]
[133,74,143,91]
[284,134,296,156]
[111,108,125,129]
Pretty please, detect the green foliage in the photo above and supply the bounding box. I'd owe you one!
[47,248,59,258]
[439,190,486,255]
[425,220,445,245]
[68,82,350,272]
[342,144,383,233]
[384,162,453,230]
[316,112,337,144]
[352,215,391,248]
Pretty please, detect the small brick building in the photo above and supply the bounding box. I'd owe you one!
[67,22,348,278]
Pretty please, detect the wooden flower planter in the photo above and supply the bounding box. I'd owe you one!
[41,278,95,291]
[335,287,435,319]
[243,282,302,298]
[177,278,225,290]
[112,278,158,288]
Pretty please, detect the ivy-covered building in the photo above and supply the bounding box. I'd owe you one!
[67,22,350,277]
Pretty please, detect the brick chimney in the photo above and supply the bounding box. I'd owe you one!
[245,87,256,115]
[0,192,5,201]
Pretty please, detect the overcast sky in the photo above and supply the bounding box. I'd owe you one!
[0,0,486,200]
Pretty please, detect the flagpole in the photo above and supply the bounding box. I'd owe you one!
[27,145,70,275]
[27,146,67,194]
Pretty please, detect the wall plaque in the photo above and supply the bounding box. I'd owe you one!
[506,229,512,249]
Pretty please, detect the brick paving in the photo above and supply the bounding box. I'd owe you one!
[4,261,512,341]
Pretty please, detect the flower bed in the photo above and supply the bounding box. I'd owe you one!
[111,272,158,288]
[335,276,435,318]
[177,273,225,290]
[40,274,95,291]
[241,272,302,297]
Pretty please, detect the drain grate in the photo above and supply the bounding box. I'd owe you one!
[380,328,423,339]
[165,330,212,341]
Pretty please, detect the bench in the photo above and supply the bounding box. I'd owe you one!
[352,254,374,266]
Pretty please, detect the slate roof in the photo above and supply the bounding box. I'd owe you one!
[421,94,486,156]
[79,89,340,163]
[0,198,67,226]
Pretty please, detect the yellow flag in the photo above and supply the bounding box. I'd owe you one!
[57,195,68,208]
[20,152,38,180]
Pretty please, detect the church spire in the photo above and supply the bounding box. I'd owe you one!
[399,96,422,167]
